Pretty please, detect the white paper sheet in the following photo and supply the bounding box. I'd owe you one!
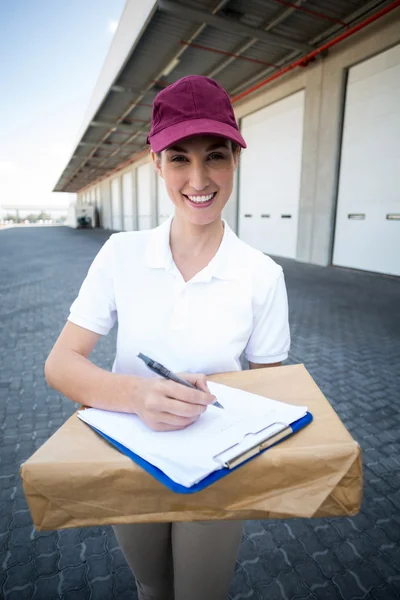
[78,381,307,487]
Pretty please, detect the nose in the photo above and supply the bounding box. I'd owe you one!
[188,162,210,191]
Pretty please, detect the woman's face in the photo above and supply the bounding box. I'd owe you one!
[152,135,239,226]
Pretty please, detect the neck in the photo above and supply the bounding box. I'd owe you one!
[169,214,224,260]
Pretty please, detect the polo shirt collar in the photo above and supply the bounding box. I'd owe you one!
[144,216,239,282]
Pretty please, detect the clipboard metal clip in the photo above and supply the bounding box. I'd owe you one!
[224,424,294,470]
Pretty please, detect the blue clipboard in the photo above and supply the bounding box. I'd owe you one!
[90,411,313,494]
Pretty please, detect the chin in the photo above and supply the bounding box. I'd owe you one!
[184,208,223,227]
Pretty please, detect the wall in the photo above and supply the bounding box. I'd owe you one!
[100,179,112,230]
[233,7,400,266]
[77,7,400,267]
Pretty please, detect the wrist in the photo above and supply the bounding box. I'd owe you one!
[93,371,145,414]
[115,373,145,414]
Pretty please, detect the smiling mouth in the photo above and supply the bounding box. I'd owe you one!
[183,192,217,205]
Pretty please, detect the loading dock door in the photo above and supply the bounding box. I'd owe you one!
[111,177,123,231]
[137,163,152,230]
[333,44,400,276]
[157,177,175,225]
[239,90,305,259]
[122,171,135,230]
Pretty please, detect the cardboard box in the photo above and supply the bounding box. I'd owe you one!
[21,365,362,530]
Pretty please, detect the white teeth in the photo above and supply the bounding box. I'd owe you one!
[187,193,215,203]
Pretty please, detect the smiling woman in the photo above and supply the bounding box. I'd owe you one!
[45,75,290,600]
[147,76,247,282]
[152,134,241,281]
[154,136,238,222]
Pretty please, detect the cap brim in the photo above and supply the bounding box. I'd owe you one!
[148,118,247,152]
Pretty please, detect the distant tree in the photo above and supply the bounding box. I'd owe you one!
[26,214,38,223]
[4,214,17,222]
[37,212,51,221]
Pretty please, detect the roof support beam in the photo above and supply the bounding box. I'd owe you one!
[264,0,308,30]
[78,141,139,149]
[158,0,311,51]
[90,120,139,134]
[206,0,307,79]
[229,0,390,96]
[58,0,230,191]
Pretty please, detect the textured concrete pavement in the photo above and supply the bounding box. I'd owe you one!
[0,225,399,600]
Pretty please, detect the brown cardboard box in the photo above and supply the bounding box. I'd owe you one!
[21,365,362,530]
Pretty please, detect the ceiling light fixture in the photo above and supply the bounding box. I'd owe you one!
[162,57,180,77]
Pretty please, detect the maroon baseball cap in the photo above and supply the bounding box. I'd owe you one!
[147,75,246,152]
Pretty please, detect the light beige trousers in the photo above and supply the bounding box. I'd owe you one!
[113,520,244,600]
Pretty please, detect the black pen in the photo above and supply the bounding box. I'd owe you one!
[137,352,224,409]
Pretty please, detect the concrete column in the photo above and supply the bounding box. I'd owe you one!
[100,179,112,230]
[296,61,323,263]
[310,64,346,265]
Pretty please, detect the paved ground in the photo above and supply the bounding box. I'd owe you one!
[0,225,400,600]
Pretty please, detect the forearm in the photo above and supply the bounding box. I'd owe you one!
[44,349,142,413]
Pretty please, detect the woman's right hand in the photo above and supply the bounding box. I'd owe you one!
[133,374,216,432]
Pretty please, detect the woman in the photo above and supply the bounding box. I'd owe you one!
[45,75,290,600]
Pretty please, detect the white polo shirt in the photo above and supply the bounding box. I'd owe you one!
[68,217,290,377]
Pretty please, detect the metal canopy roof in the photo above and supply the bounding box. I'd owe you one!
[54,0,395,193]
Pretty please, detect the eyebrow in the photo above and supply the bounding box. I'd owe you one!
[166,140,230,153]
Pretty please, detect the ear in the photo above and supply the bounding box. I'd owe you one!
[151,150,163,178]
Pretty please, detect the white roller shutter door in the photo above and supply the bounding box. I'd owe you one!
[239,90,305,259]
[137,163,152,230]
[122,171,135,230]
[333,44,400,276]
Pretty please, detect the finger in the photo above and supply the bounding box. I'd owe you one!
[162,380,216,406]
[156,412,199,428]
[161,397,207,418]
[144,388,208,419]
[180,372,210,393]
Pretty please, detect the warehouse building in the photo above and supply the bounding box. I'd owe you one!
[54,0,400,276]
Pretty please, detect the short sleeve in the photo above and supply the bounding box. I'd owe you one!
[244,269,290,364]
[68,237,117,335]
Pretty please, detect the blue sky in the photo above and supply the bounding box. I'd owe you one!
[0,0,126,214]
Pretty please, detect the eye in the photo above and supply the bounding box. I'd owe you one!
[170,155,188,162]
[207,152,226,161]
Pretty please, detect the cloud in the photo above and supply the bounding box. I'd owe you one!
[108,19,119,35]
